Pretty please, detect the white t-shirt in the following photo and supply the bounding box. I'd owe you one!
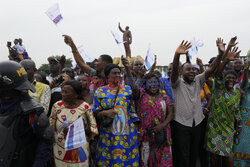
[13,44,25,54]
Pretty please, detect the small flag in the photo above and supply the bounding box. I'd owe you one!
[45,3,63,24]
[111,30,124,45]
[161,68,167,78]
[65,117,87,151]
[188,38,204,61]
[145,45,155,70]
[78,46,95,63]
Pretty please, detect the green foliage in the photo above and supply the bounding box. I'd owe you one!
[38,55,72,76]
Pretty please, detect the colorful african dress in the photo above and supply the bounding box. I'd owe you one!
[205,77,241,157]
[49,100,98,167]
[200,83,211,110]
[233,80,250,167]
[137,89,173,167]
[92,85,139,167]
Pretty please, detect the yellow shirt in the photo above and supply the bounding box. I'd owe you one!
[29,81,51,115]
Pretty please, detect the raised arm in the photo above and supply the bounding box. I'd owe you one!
[118,22,125,33]
[185,53,191,63]
[121,56,140,99]
[63,35,92,74]
[196,58,205,73]
[171,40,191,83]
[222,36,238,60]
[204,37,232,79]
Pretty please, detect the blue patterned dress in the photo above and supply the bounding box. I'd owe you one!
[92,85,139,167]
[233,81,250,167]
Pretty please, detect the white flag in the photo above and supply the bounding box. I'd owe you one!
[161,68,167,78]
[111,30,124,45]
[45,3,63,24]
[78,46,95,62]
[65,117,87,151]
[145,45,155,70]
[188,38,204,63]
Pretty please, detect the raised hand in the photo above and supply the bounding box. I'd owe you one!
[63,35,75,47]
[226,47,241,61]
[121,55,130,69]
[59,55,66,65]
[228,36,238,48]
[175,40,191,55]
[216,37,225,53]
[196,58,203,66]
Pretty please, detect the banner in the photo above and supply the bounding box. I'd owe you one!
[45,3,63,24]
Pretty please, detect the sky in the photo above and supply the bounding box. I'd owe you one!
[0,0,249,68]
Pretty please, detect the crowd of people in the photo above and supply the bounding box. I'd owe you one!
[0,35,249,167]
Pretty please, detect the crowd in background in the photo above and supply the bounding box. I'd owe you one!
[0,35,249,167]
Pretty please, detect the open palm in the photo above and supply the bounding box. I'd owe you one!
[176,40,191,55]
[227,47,241,61]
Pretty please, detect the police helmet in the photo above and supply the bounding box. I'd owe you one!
[0,61,35,92]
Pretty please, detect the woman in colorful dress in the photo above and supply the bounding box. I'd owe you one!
[233,63,250,167]
[92,63,139,167]
[137,72,173,167]
[205,45,242,167]
[49,80,98,167]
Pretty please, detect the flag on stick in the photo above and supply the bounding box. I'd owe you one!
[145,44,155,70]
[45,3,63,24]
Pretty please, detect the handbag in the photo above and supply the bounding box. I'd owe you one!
[146,128,167,146]
[101,88,120,128]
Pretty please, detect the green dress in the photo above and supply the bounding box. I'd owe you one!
[205,77,241,157]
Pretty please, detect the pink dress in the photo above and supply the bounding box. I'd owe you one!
[137,89,173,167]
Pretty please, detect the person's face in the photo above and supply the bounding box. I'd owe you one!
[14,39,18,45]
[77,75,87,89]
[49,60,59,74]
[182,63,195,82]
[132,60,144,73]
[108,68,121,79]
[167,64,173,77]
[34,73,42,82]
[193,68,199,76]
[233,60,243,72]
[22,65,35,82]
[225,73,236,90]
[146,77,159,95]
[95,57,105,72]
[61,85,78,102]
[125,26,129,30]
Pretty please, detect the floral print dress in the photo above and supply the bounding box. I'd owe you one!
[137,89,173,167]
[92,85,139,167]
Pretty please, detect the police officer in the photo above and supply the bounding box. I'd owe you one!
[0,61,54,167]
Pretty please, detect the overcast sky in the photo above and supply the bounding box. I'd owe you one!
[0,0,249,67]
